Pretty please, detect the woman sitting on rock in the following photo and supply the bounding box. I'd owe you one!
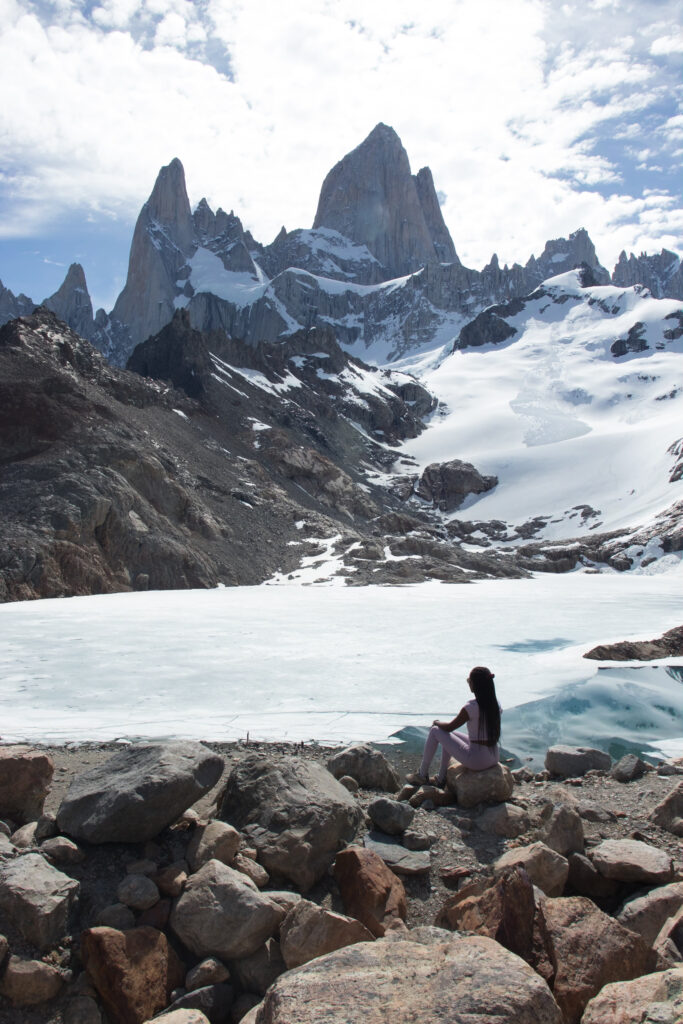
[407,666,501,788]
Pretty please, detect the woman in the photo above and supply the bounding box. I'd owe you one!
[407,666,501,788]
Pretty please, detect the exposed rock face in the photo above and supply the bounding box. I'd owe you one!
[111,157,195,351]
[416,459,498,512]
[617,882,683,947]
[313,123,451,279]
[56,741,224,843]
[43,262,96,341]
[493,842,569,897]
[0,278,34,325]
[651,781,683,836]
[613,247,683,300]
[585,625,683,661]
[218,756,362,891]
[242,932,564,1024]
[414,166,458,264]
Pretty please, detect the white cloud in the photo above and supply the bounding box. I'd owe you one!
[0,0,680,295]
[650,32,683,56]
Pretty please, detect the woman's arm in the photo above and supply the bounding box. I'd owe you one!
[433,706,469,732]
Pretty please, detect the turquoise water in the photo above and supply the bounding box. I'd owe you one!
[390,664,683,767]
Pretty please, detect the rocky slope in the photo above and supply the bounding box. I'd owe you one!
[0,740,682,1024]
[2,307,544,601]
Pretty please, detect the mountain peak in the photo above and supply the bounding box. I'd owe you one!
[43,262,95,340]
[146,158,193,243]
[313,126,455,278]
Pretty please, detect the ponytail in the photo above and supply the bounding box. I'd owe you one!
[469,666,500,746]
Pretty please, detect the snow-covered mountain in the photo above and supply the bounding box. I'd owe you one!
[391,270,683,570]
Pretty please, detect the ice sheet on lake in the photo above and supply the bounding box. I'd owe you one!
[1,571,682,762]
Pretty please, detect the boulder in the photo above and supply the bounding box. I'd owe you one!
[0,746,54,824]
[138,897,170,931]
[96,903,136,930]
[651,781,683,835]
[0,852,79,949]
[218,756,361,891]
[239,932,563,1023]
[366,797,414,835]
[363,832,430,875]
[581,966,683,1024]
[494,842,568,897]
[279,899,374,969]
[232,852,269,888]
[544,745,611,777]
[150,1012,210,1024]
[416,459,498,512]
[542,895,650,1024]
[185,958,230,992]
[446,763,513,808]
[117,875,160,911]
[434,867,554,981]
[476,802,530,837]
[617,882,683,946]
[333,846,407,937]
[57,742,224,843]
[11,821,39,847]
[539,803,584,855]
[591,839,674,884]
[326,744,400,791]
[154,860,188,898]
[566,852,619,902]
[162,984,234,1024]
[186,821,241,872]
[653,904,683,961]
[0,954,63,1005]
[611,754,649,782]
[65,994,103,1024]
[81,926,185,1024]
[170,859,283,960]
[40,835,86,865]
[229,938,286,996]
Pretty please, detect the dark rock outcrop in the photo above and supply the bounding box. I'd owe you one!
[416,459,498,512]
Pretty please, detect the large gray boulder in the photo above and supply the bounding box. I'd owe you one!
[219,756,362,891]
[170,860,283,961]
[617,882,683,946]
[545,745,611,777]
[327,744,400,792]
[0,853,79,950]
[241,932,563,1024]
[56,742,224,843]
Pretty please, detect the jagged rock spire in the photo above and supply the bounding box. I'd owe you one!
[43,263,96,341]
[313,124,456,279]
[111,158,195,347]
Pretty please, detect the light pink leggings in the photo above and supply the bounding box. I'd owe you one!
[419,725,499,781]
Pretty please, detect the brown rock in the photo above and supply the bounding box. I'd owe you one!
[154,860,188,897]
[446,762,513,808]
[138,897,171,931]
[186,820,241,872]
[185,957,230,992]
[229,938,285,996]
[566,852,619,902]
[543,896,650,1024]
[327,743,400,792]
[333,846,407,937]
[581,965,683,1024]
[494,842,568,897]
[617,882,683,946]
[279,898,373,969]
[41,835,86,864]
[240,932,563,1023]
[540,803,584,855]
[0,953,63,1005]
[435,868,556,984]
[591,838,674,884]
[117,874,160,911]
[233,852,269,888]
[145,1012,210,1024]
[476,802,530,837]
[651,781,683,835]
[81,925,185,1024]
[0,747,54,824]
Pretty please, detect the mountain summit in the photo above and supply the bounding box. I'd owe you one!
[313,123,456,278]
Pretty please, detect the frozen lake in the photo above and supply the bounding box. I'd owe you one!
[1,570,682,765]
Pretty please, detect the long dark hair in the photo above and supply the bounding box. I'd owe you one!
[469,666,500,746]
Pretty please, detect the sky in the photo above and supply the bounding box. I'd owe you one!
[0,0,682,311]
